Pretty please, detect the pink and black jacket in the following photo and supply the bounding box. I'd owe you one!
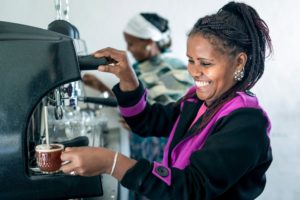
[113,82,272,200]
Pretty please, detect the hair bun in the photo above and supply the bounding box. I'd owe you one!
[220,1,243,19]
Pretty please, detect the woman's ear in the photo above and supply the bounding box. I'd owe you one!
[144,40,154,51]
[235,52,247,71]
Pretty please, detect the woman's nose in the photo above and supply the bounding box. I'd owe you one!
[188,65,202,77]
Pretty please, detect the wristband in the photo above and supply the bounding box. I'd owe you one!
[110,151,119,176]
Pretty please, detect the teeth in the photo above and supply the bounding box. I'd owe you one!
[195,81,210,87]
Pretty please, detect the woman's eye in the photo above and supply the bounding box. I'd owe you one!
[188,59,194,64]
[201,62,211,67]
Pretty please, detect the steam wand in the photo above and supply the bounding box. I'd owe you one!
[43,106,50,148]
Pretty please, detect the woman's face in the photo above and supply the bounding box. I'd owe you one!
[123,32,151,62]
[187,34,242,106]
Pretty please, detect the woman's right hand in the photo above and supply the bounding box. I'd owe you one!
[82,73,115,96]
[82,73,104,91]
[93,47,139,92]
[119,117,131,131]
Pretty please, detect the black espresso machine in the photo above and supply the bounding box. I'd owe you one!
[0,21,115,199]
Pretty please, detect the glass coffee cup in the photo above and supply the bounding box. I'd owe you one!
[35,144,64,174]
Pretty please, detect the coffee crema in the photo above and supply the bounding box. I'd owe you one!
[36,144,62,151]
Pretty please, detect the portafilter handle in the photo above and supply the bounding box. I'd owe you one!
[77,96,118,107]
[78,55,115,70]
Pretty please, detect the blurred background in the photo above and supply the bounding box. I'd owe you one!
[1,0,299,199]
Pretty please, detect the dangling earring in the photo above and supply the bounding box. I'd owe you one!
[234,69,244,81]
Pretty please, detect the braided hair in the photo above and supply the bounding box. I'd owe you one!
[141,13,172,52]
[186,1,273,131]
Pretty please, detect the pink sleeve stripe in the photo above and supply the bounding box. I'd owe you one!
[119,91,147,117]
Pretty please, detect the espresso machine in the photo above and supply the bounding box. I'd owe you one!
[0,20,115,199]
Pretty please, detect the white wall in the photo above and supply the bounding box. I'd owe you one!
[1,0,300,199]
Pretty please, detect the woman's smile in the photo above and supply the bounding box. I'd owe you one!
[195,80,211,88]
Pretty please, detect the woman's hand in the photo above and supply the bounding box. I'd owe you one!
[93,47,139,92]
[82,73,114,96]
[82,74,104,90]
[119,117,131,131]
[60,146,137,180]
[60,147,115,177]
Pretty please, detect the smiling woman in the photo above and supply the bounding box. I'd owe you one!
[60,1,273,199]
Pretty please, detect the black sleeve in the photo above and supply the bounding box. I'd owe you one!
[121,108,271,200]
[112,81,181,137]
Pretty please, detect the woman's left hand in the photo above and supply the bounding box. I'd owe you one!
[60,147,115,177]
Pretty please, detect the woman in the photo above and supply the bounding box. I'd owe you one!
[124,13,192,102]
[61,2,273,199]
